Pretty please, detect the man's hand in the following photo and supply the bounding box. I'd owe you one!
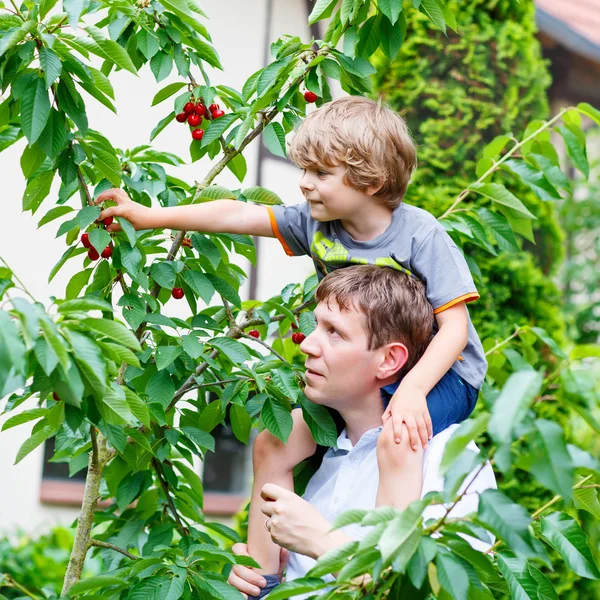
[261,483,332,560]
[95,188,151,232]
[227,543,288,599]
[382,380,432,450]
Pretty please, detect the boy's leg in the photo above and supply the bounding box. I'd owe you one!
[376,419,423,510]
[248,409,317,575]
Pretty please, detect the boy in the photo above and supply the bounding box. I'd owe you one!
[96,96,486,592]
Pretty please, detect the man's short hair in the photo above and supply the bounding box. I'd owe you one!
[288,96,417,209]
[315,265,433,378]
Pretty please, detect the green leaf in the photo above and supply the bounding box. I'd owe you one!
[151,81,187,106]
[76,205,101,230]
[380,12,406,59]
[230,403,252,444]
[497,554,539,600]
[124,387,150,426]
[298,393,338,447]
[21,77,51,144]
[59,296,113,313]
[574,487,600,520]
[0,19,36,58]
[557,125,589,179]
[85,27,138,75]
[441,413,489,474]
[38,109,67,159]
[184,270,215,304]
[81,318,141,351]
[503,159,561,201]
[200,113,238,147]
[265,578,328,600]
[21,143,47,179]
[242,186,283,205]
[117,471,145,511]
[39,47,62,89]
[150,261,176,289]
[88,228,111,256]
[308,0,338,24]
[478,490,538,560]
[227,152,247,183]
[206,274,241,307]
[15,425,54,464]
[150,51,173,83]
[308,540,358,578]
[150,112,175,141]
[91,144,122,187]
[22,170,55,214]
[379,0,403,24]
[97,384,133,425]
[37,206,73,229]
[2,408,48,431]
[526,419,573,500]
[488,370,543,445]
[262,398,293,443]
[540,512,600,579]
[69,574,127,594]
[182,426,216,452]
[68,330,107,391]
[470,183,536,219]
[210,337,251,363]
[577,102,600,127]
[64,0,85,28]
[174,461,204,506]
[156,345,183,370]
[436,553,469,600]
[263,122,286,158]
[420,0,446,32]
[137,29,160,60]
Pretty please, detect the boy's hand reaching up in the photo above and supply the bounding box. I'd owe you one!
[95,188,151,232]
[382,380,432,450]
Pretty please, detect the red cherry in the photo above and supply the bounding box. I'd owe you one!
[209,103,219,113]
[304,91,318,103]
[292,332,306,344]
[172,287,184,300]
[88,247,100,261]
[184,101,195,114]
[103,216,113,227]
[81,233,91,248]
[176,112,188,123]
[211,109,225,119]
[187,113,201,127]
[248,330,260,339]
[194,103,207,117]
[101,245,113,259]
[192,129,204,141]
[52,392,61,402]
[291,322,298,330]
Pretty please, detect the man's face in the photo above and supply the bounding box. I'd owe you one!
[300,298,380,409]
[299,164,367,222]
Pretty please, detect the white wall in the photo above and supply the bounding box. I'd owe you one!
[0,0,317,534]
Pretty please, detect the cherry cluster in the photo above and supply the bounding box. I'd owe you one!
[81,217,113,260]
[175,99,225,141]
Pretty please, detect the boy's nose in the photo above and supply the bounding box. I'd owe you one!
[299,174,315,192]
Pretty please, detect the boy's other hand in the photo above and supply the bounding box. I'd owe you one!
[382,381,432,450]
[95,188,149,232]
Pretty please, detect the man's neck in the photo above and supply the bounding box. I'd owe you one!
[337,392,385,446]
[340,203,394,242]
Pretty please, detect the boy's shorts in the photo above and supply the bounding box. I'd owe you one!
[380,368,479,436]
[247,574,281,600]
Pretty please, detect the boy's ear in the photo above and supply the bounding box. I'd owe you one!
[365,178,384,196]
[375,342,409,381]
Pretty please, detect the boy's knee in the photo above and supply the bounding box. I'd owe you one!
[377,422,421,471]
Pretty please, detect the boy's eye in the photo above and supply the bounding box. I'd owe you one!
[317,170,328,177]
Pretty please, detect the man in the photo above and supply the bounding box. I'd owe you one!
[228,266,495,598]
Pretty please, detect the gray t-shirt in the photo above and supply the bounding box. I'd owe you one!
[268,202,487,388]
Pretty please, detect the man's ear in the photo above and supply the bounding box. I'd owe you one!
[375,342,409,381]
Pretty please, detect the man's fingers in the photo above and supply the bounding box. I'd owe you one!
[278,547,290,576]
[261,483,287,501]
[261,500,275,517]
[231,542,250,557]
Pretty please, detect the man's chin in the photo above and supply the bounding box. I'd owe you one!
[303,384,329,406]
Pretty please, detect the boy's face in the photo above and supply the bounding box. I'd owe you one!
[300,298,381,410]
[299,164,369,222]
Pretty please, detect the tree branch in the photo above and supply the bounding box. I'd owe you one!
[152,458,190,536]
[239,331,288,364]
[89,539,137,560]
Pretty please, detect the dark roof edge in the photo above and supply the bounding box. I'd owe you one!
[536,7,600,64]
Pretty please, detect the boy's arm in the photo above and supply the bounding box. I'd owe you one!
[384,302,469,449]
[95,188,275,237]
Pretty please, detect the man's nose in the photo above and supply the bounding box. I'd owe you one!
[299,330,320,357]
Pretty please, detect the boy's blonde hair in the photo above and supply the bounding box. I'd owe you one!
[288,96,417,209]
[316,265,433,378]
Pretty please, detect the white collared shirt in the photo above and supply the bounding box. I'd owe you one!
[285,424,497,584]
